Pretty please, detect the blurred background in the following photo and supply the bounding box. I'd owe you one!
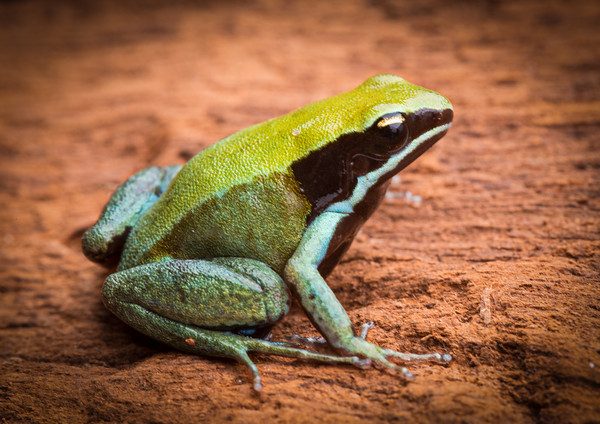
[1,1,598,422]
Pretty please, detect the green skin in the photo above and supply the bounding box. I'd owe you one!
[83,74,453,391]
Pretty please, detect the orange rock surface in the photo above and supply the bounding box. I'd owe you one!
[1,1,598,422]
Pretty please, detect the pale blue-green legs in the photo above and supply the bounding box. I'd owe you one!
[102,258,369,391]
[82,165,181,265]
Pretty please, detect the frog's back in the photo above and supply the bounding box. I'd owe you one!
[118,141,312,273]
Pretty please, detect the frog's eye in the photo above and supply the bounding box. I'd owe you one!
[373,112,409,152]
[377,113,405,131]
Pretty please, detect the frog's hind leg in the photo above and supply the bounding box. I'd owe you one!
[102,257,368,391]
[82,165,181,266]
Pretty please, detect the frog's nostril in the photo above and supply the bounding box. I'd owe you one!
[408,108,453,139]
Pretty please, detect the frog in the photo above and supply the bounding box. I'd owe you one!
[82,74,454,391]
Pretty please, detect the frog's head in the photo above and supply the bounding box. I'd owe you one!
[339,74,453,180]
[291,74,453,214]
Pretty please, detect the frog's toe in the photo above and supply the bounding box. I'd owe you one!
[238,350,263,392]
[400,367,415,380]
[383,349,453,364]
[359,321,375,340]
[352,357,372,369]
[364,355,415,381]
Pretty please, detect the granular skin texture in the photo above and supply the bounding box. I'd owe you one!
[0,1,598,422]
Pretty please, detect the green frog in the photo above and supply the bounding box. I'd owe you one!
[83,74,454,391]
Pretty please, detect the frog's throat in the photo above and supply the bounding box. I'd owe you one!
[325,123,452,215]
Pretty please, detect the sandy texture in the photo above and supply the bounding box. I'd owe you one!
[1,1,599,422]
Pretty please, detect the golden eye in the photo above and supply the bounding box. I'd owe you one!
[377,114,405,128]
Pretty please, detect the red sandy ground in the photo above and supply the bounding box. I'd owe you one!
[1,1,599,422]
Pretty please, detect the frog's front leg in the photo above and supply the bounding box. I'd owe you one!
[102,257,367,391]
[82,165,181,266]
[285,212,451,378]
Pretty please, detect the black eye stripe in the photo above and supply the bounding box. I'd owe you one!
[292,111,412,222]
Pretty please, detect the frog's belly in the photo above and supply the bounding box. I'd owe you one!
[121,172,311,274]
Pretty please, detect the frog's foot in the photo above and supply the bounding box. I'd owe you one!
[244,339,370,391]
[343,337,416,379]
[357,321,452,364]
[232,339,372,391]
[339,331,452,380]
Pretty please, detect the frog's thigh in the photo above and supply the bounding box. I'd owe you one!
[103,257,366,390]
[82,165,181,266]
[102,258,290,340]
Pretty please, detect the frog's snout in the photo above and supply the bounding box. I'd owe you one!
[407,108,453,140]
